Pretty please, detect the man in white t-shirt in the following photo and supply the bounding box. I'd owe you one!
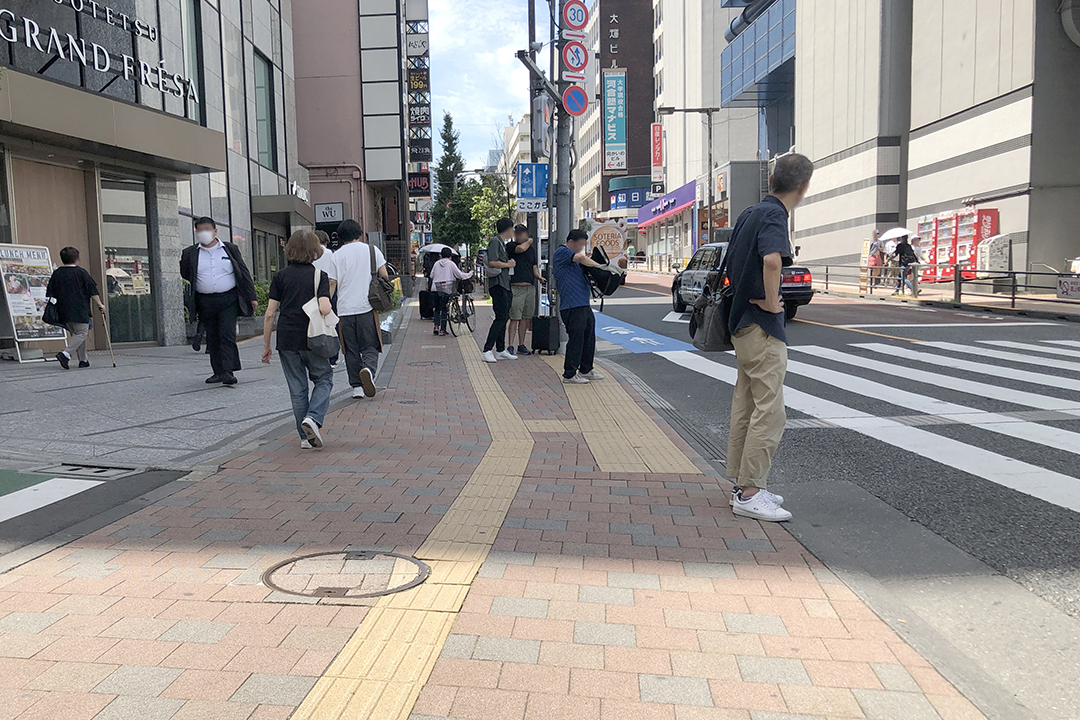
[327,220,388,398]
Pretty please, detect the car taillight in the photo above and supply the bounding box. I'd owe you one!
[723,276,730,287]
[784,272,811,283]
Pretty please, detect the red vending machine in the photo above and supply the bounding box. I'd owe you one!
[915,209,998,282]
[957,208,999,279]
[916,215,940,282]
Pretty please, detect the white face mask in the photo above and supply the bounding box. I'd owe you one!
[196,229,216,245]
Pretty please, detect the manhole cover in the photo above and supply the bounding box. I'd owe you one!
[261,550,430,600]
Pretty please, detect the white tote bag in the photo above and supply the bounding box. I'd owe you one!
[302,269,339,357]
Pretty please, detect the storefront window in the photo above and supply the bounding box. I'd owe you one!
[101,173,156,343]
[180,0,204,123]
[253,52,276,170]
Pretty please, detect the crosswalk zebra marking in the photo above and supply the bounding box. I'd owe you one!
[922,341,1080,374]
[792,346,1080,414]
[978,340,1080,360]
[0,478,104,524]
[783,357,1080,455]
[854,343,1080,393]
[1046,340,1080,348]
[658,350,1080,512]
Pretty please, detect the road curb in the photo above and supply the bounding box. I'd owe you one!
[813,288,1080,322]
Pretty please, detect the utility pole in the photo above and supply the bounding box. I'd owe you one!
[659,106,719,246]
[526,0,539,246]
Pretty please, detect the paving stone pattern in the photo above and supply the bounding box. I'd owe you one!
[0,304,986,720]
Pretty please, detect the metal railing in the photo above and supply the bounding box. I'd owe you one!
[804,263,1080,309]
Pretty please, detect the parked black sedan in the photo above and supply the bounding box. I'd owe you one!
[671,242,814,319]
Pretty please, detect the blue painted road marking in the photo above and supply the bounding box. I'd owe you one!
[593,312,695,353]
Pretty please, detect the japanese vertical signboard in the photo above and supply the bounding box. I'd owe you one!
[603,70,627,171]
[1,244,65,341]
[650,122,665,183]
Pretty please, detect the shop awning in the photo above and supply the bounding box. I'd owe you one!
[637,199,695,229]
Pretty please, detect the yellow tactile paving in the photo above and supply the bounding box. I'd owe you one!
[292,332,535,720]
[526,418,582,433]
[540,354,702,474]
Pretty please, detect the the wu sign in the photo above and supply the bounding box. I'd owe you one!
[516,163,549,212]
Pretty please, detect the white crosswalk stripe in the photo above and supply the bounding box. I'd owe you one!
[658,339,1080,513]
[1047,340,1080,348]
[922,341,1080,374]
[854,343,1080,393]
[978,340,1080,360]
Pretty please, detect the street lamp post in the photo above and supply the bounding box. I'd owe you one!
[658,106,720,248]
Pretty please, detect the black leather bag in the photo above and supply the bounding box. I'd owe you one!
[689,262,734,352]
[367,243,396,313]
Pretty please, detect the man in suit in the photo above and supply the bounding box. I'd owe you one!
[180,217,258,385]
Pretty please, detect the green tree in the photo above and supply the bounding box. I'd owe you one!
[471,184,513,251]
[432,112,482,251]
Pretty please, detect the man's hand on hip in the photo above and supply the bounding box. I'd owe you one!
[749,294,784,314]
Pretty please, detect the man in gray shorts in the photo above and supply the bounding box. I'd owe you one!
[507,224,545,355]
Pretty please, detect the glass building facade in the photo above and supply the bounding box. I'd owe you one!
[0,0,310,351]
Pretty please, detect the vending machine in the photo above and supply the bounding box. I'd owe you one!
[913,209,998,283]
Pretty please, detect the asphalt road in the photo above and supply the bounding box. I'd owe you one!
[600,274,1080,619]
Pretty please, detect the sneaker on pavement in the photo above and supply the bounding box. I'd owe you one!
[300,417,323,448]
[496,349,517,360]
[516,345,533,356]
[563,374,590,384]
[205,374,224,384]
[351,386,365,398]
[56,351,70,370]
[300,439,313,449]
[221,372,238,386]
[579,370,604,381]
[360,367,376,397]
[732,489,792,522]
[729,485,784,506]
[79,361,90,368]
[481,350,498,363]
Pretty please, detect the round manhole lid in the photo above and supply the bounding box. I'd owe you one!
[261,550,430,600]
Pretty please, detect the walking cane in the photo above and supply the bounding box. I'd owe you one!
[98,305,116,367]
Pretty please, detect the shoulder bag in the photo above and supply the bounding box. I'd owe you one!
[303,269,340,357]
[42,296,63,327]
[367,244,396,313]
[689,252,734,353]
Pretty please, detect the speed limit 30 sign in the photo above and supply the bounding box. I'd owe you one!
[562,0,588,31]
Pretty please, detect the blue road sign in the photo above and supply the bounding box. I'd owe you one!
[562,85,589,116]
[517,163,549,200]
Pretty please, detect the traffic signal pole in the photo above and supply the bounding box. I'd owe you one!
[527,0,539,247]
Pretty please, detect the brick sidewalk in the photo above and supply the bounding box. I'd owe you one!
[0,303,986,720]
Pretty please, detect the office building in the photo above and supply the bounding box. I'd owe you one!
[293,0,419,277]
[1,0,310,357]
[790,0,1080,276]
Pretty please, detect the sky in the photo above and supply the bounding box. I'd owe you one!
[428,0,541,170]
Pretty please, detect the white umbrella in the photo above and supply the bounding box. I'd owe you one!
[418,243,459,255]
[878,227,914,242]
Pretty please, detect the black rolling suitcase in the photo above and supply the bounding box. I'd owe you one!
[418,289,435,319]
[532,315,561,355]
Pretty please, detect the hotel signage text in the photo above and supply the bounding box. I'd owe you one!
[0,0,200,102]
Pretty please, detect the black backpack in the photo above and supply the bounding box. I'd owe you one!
[586,246,623,310]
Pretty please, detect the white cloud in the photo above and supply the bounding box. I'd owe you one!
[429,0,538,169]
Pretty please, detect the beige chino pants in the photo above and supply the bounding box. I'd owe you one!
[726,323,787,489]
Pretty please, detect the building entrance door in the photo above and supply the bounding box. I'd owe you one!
[101,174,156,343]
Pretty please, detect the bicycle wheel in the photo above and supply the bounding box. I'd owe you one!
[447,297,460,337]
[464,296,476,332]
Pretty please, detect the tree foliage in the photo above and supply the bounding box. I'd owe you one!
[432,112,483,251]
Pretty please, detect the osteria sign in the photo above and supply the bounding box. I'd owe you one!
[0,0,200,102]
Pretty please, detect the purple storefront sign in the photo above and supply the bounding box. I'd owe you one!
[637,180,697,228]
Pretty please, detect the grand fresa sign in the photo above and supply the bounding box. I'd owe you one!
[0,0,200,102]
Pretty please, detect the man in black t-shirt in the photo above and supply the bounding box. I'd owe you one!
[725,153,813,523]
[45,246,105,370]
[506,224,545,355]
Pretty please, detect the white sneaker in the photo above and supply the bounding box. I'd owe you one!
[300,439,313,449]
[481,350,498,363]
[563,374,590,384]
[301,417,323,448]
[360,367,376,398]
[732,490,792,522]
[579,370,604,381]
[352,387,365,398]
[495,350,517,360]
[729,486,784,506]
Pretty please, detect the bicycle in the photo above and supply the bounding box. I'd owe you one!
[447,279,475,336]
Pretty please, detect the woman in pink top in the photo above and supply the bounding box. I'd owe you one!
[430,246,473,335]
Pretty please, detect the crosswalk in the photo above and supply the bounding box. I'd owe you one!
[656,337,1080,513]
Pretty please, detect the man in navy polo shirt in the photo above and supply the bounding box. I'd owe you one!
[725,153,814,522]
[552,229,605,384]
